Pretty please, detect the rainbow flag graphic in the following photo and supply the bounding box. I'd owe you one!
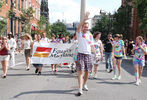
[33,47,52,58]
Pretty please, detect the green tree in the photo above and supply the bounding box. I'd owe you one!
[20,7,34,34]
[51,22,67,36]
[91,15,112,40]
[135,0,147,34]
[0,1,7,35]
[113,4,132,39]
[37,16,51,37]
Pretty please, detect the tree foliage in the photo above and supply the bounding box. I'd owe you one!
[113,4,132,39]
[135,0,147,34]
[91,15,113,40]
[51,22,67,36]
[37,16,51,37]
[20,7,34,34]
[0,17,7,35]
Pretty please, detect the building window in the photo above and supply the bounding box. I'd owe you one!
[18,0,20,11]
[25,0,27,9]
[29,0,31,7]
[5,0,8,4]
[36,8,37,19]
[14,19,16,35]
[21,0,23,11]
[14,0,16,9]
[18,20,20,34]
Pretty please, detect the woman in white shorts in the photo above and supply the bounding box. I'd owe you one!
[90,32,103,79]
[0,36,10,78]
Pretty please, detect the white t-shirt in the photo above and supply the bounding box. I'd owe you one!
[23,40,31,49]
[76,32,94,54]
[8,38,16,49]
[92,39,102,56]
[41,37,49,43]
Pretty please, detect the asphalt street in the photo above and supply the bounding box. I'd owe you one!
[0,53,147,100]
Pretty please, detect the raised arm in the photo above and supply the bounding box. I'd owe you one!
[76,12,90,33]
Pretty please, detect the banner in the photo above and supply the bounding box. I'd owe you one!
[31,43,76,64]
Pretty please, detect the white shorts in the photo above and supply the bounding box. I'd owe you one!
[92,54,101,65]
[0,55,10,61]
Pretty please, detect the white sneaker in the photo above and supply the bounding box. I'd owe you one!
[135,81,140,86]
[112,75,117,80]
[83,85,88,91]
[106,69,109,72]
[138,79,142,84]
[117,75,121,80]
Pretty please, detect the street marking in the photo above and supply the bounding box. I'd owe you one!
[15,62,25,66]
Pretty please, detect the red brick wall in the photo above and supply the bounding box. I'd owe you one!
[0,0,40,35]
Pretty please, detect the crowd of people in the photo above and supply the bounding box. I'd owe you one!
[0,12,146,96]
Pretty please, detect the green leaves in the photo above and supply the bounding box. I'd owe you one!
[51,22,67,36]
[0,17,7,35]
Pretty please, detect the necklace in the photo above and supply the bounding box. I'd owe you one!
[82,33,93,44]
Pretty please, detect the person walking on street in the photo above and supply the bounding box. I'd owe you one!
[31,34,43,75]
[112,34,126,80]
[22,34,32,71]
[103,34,113,73]
[41,32,50,43]
[8,34,16,69]
[0,37,10,78]
[90,32,103,79]
[76,12,97,96]
[132,36,147,86]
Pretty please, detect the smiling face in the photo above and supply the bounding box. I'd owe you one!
[82,23,89,33]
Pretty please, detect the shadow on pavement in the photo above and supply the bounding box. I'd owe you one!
[122,59,147,77]
[13,89,76,98]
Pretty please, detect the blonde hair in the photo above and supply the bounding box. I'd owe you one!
[137,36,144,42]
[24,33,32,41]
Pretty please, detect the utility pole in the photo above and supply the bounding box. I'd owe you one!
[80,0,86,21]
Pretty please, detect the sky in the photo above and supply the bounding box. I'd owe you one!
[48,0,121,23]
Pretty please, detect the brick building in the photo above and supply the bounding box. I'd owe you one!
[0,0,41,36]
[121,0,141,40]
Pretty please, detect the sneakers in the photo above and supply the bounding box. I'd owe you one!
[108,69,113,73]
[112,75,117,80]
[117,75,121,80]
[138,79,142,84]
[75,89,83,96]
[89,73,93,79]
[83,85,88,91]
[106,69,109,72]
[135,81,140,86]
[93,74,97,79]
[54,70,57,74]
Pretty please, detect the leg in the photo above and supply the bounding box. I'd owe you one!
[117,59,122,76]
[2,60,8,76]
[108,53,113,70]
[78,70,84,90]
[134,64,139,81]
[105,53,109,70]
[138,66,143,79]
[83,71,89,85]
[94,64,98,77]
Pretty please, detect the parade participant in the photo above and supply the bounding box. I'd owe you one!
[0,37,10,78]
[71,34,78,73]
[22,34,32,71]
[50,34,58,74]
[31,34,43,75]
[41,32,49,43]
[90,32,103,79]
[132,36,147,85]
[103,33,113,73]
[112,34,126,80]
[76,12,97,96]
[8,34,16,69]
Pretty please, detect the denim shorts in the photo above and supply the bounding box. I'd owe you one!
[133,58,145,67]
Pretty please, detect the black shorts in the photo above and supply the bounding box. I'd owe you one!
[115,56,123,60]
